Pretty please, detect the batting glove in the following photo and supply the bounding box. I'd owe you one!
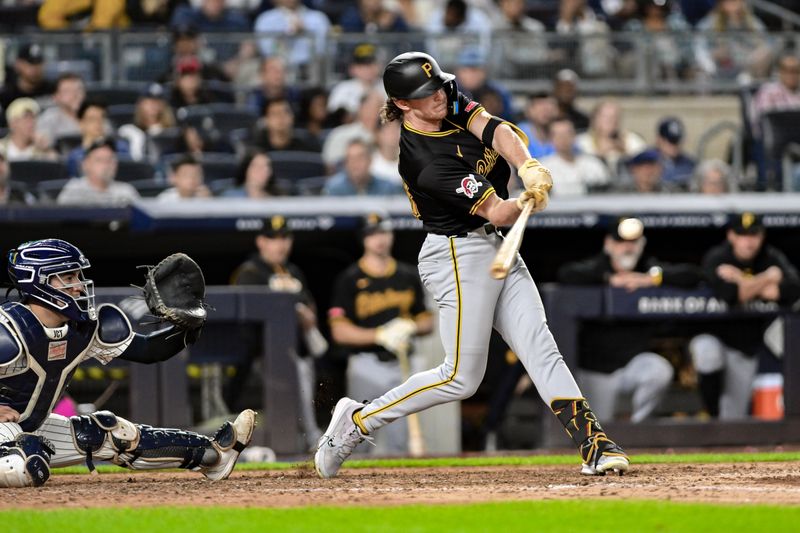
[517,158,553,194]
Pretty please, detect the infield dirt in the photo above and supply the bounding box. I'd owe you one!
[5,462,800,508]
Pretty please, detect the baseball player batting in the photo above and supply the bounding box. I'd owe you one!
[315,52,629,478]
[0,239,255,487]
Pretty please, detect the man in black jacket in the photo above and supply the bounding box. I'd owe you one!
[689,213,800,419]
[558,217,702,422]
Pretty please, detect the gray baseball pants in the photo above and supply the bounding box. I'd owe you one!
[358,227,582,434]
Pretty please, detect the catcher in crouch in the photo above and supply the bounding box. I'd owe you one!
[0,239,255,488]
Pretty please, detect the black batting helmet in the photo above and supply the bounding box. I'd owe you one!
[383,52,455,100]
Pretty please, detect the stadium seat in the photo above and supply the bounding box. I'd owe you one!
[36,178,71,203]
[268,151,326,181]
[760,110,800,191]
[54,134,83,156]
[107,104,138,129]
[115,160,156,182]
[9,160,69,189]
[293,175,327,196]
[85,84,144,106]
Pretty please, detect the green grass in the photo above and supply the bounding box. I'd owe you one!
[4,501,799,533]
[50,450,800,476]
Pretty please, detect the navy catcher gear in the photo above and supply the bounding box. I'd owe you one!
[0,433,54,487]
[383,52,455,100]
[7,239,96,322]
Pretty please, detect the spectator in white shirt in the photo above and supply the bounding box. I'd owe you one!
[0,97,56,162]
[541,117,610,196]
[327,43,386,121]
[57,137,140,205]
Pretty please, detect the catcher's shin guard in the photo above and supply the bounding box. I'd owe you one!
[70,411,219,472]
[550,398,629,475]
[0,434,54,487]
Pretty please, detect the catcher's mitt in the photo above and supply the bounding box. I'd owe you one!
[143,253,207,330]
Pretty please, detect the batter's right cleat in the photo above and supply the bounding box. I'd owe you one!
[580,434,629,476]
[203,409,257,481]
[315,397,373,479]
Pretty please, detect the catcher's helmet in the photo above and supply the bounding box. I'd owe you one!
[7,239,96,322]
[383,52,455,100]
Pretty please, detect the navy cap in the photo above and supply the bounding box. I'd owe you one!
[141,83,166,100]
[658,117,684,144]
[17,43,44,64]
[729,212,765,235]
[84,136,117,156]
[627,148,660,166]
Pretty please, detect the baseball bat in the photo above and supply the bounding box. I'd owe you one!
[490,199,534,280]
[396,344,426,457]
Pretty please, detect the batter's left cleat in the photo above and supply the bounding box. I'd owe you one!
[580,434,629,476]
[315,397,373,479]
[203,409,257,481]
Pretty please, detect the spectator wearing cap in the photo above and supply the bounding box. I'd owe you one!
[0,44,54,119]
[35,73,86,148]
[453,46,514,121]
[222,149,287,198]
[323,139,400,196]
[39,0,130,30]
[118,84,176,162]
[616,148,677,193]
[57,137,140,205]
[540,117,609,196]
[229,214,326,448]
[159,25,230,84]
[653,116,696,190]
[169,56,214,108]
[339,0,409,32]
[254,0,331,68]
[558,217,701,423]
[517,92,558,159]
[322,90,383,170]
[157,153,211,201]
[327,44,386,120]
[66,99,130,177]
[690,159,739,195]
[689,213,800,419]
[246,56,302,116]
[170,0,249,32]
[0,98,57,162]
[491,0,548,78]
[552,69,589,132]
[253,96,321,153]
[576,100,646,177]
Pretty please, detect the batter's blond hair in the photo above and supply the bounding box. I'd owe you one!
[379,98,403,123]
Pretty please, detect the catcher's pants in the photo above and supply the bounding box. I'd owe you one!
[347,352,425,455]
[0,413,211,481]
[358,229,582,434]
[577,352,674,423]
[689,334,758,419]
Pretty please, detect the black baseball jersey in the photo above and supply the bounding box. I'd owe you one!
[701,241,800,354]
[398,91,526,236]
[329,259,430,361]
[231,255,313,306]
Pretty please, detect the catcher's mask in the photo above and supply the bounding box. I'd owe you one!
[383,52,455,100]
[7,238,97,322]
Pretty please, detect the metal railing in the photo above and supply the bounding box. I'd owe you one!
[2,30,799,97]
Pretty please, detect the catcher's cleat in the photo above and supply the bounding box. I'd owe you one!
[203,409,256,481]
[579,434,630,476]
[315,397,373,479]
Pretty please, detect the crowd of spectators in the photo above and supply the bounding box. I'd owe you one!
[0,1,799,205]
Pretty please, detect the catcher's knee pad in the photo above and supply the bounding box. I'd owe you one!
[70,410,140,471]
[0,433,55,487]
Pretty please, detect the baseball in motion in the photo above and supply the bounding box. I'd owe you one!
[617,217,644,241]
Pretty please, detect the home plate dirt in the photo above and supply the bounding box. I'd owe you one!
[5,463,800,509]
